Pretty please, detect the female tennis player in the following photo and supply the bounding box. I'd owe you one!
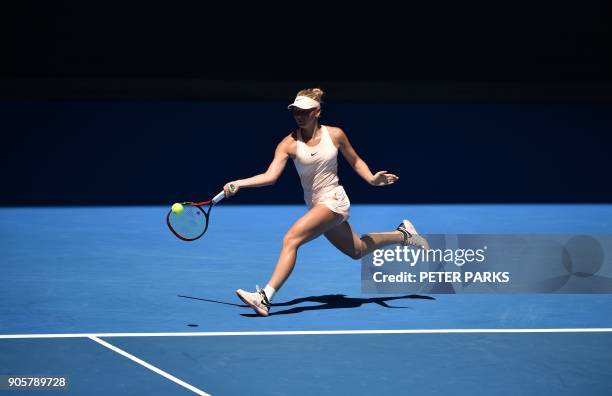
[224,88,429,316]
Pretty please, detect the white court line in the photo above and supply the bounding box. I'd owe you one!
[1,328,612,339]
[89,336,210,396]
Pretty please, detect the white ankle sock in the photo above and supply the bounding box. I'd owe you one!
[263,285,276,301]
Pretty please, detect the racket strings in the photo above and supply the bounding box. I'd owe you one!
[167,205,209,241]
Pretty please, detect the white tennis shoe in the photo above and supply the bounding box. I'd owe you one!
[236,285,271,316]
[396,219,430,250]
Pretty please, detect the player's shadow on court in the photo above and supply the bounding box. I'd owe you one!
[179,294,435,317]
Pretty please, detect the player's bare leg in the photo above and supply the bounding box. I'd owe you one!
[236,204,343,316]
[324,219,430,259]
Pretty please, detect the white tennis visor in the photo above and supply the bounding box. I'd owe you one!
[287,95,320,110]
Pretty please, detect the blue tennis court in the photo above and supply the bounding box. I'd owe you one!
[1,204,612,394]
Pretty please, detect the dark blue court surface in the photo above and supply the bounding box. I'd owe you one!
[1,205,612,394]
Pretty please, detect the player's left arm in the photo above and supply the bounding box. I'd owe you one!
[331,127,398,186]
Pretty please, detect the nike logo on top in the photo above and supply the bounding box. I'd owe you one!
[311,152,317,156]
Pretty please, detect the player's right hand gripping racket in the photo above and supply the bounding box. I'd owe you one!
[166,184,234,241]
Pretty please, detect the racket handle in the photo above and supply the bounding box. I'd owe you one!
[212,190,225,205]
[213,183,235,205]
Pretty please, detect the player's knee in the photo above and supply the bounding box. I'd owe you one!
[348,249,362,260]
[282,232,302,249]
[349,239,369,260]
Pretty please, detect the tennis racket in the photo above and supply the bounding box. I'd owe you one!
[166,184,234,241]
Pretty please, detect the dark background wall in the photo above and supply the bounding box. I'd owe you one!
[2,101,611,205]
[2,1,611,205]
[4,2,611,82]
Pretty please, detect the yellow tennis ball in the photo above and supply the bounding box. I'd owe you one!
[171,203,184,215]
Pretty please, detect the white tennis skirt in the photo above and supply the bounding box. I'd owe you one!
[304,184,350,222]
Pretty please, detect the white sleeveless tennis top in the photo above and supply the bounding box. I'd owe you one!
[292,125,350,220]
